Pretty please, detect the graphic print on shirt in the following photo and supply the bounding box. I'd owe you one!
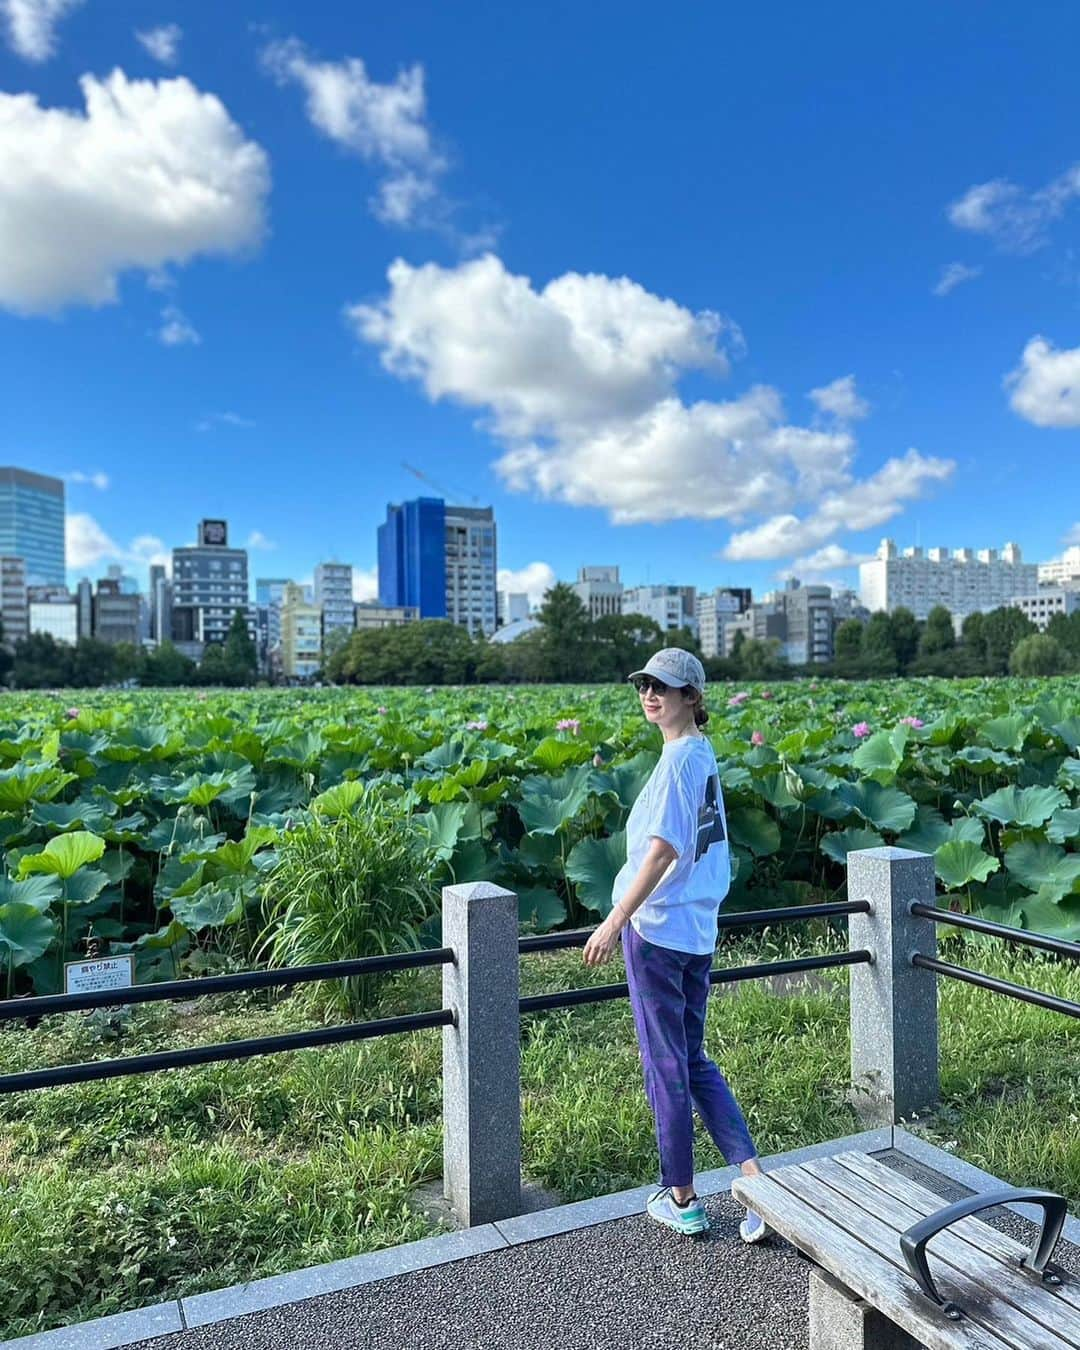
[694,773,726,862]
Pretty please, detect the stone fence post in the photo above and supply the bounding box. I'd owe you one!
[847,847,939,1126]
[441,881,522,1226]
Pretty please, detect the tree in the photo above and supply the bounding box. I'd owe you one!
[1010,633,1072,677]
[535,583,593,682]
[197,642,229,685]
[223,609,258,684]
[861,612,899,675]
[591,613,663,683]
[0,615,11,685]
[889,607,920,673]
[833,619,864,665]
[12,632,74,687]
[1045,611,1080,661]
[143,640,195,686]
[918,605,956,658]
[980,606,1037,674]
[735,637,786,678]
[70,637,116,687]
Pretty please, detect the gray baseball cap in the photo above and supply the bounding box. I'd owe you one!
[628,647,706,691]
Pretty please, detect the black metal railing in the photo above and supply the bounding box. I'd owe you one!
[0,900,869,1097]
[910,903,1080,1021]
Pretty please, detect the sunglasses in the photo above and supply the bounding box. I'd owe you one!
[633,677,676,697]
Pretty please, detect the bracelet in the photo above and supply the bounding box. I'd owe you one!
[615,899,631,925]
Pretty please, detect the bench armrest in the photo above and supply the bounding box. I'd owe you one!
[900,1188,1068,1320]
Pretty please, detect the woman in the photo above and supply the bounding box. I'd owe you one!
[582,647,766,1241]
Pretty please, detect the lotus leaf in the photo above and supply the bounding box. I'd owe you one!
[18,830,106,879]
[820,826,885,865]
[0,762,77,811]
[1050,718,1080,752]
[1003,841,1080,900]
[565,831,626,914]
[531,737,590,772]
[169,884,244,931]
[1047,809,1080,844]
[851,726,908,784]
[31,800,113,832]
[517,765,596,835]
[898,809,984,854]
[417,801,471,859]
[0,902,58,969]
[934,841,1000,889]
[978,714,1032,752]
[516,886,567,931]
[311,781,366,817]
[0,875,61,911]
[973,785,1068,828]
[835,781,917,833]
[727,807,781,857]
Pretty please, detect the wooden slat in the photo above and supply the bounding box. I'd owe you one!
[834,1152,1080,1318]
[773,1163,1060,1350]
[732,1171,1009,1350]
[802,1157,1080,1349]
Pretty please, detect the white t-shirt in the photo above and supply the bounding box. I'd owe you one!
[612,734,732,956]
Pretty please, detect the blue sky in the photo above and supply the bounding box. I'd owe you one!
[1,0,1079,606]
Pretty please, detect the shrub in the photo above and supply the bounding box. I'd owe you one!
[258,792,437,1016]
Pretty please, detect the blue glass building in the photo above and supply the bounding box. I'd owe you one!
[378,497,447,617]
[0,467,65,585]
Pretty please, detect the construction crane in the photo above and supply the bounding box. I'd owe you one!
[401,461,480,505]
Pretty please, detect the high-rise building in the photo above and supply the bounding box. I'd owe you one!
[171,519,251,652]
[255,577,289,672]
[767,579,834,665]
[1008,588,1080,632]
[353,602,419,630]
[697,588,751,658]
[572,566,623,621]
[93,577,140,645]
[622,585,697,635]
[314,562,354,639]
[445,505,497,635]
[859,538,1037,620]
[378,497,447,617]
[76,577,93,639]
[0,556,28,647]
[498,592,531,626]
[149,564,172,644]
[28,586,78,644]
[722,601,786,658]
[379,497,498,635]
[0,467,65,585]
[280,581,322,679]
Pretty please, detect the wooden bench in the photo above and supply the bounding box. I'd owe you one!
[732,1151,1079,1350]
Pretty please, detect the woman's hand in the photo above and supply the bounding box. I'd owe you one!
[582,911,624,967]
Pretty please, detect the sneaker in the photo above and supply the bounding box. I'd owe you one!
[646,1187,710,1236]
[739,1209,768,1244]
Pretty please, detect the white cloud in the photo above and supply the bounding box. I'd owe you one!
[785,543,877,575]
[64,470,109,490]
[948,163,1080,253]
[136,23,181,66]
[352,567,378,602]
[497,562,556,606]
[67,513,173,574]
[246,530,276,550]
[349,254,947,561]
[1,0,82,62]
[1005,336,1080,428]
[1062,525,1080,549]
[808,374,869,422]
[262,38,444,228]
[0,69,270,314]
[195,410,255,432]
[933,262,981,296]
[156,305,200,346]
[722,449,954,560]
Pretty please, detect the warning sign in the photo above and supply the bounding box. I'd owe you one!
[64,956,135,996]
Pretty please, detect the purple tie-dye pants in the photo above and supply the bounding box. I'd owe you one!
[622,921,757,1188]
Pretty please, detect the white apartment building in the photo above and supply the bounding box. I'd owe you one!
[314,563,354,638]
[859,539,1037,620]
[697,588,751,659]
[353,602,419,630]
[1009,588,1080,632]
[0,555,27,646]
[572,566,623,621]
[1038,547,1080,591]
[622,584,697,635]
[498,592,531,626]
[445,506,497,636]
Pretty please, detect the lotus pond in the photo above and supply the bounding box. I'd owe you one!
[1,676,1080,994]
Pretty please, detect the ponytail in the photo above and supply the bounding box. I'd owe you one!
[682,687,709,727]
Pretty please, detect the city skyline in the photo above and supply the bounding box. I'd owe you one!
[1,4,1079,608]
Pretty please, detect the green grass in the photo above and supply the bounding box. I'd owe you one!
[0,929,1077,1338]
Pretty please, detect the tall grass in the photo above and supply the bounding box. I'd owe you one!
[258,794,438,1016]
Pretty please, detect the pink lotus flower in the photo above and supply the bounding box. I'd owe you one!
[750,730,766,746]
[556,718,580,734]
[852,721,871,738]
[900,716,924,729]
[809,683,819,691]
[65,707,79,719]
[466,720,489,731]
[761,690,773,700]
[196,693,208,702]
[728,691,750,706]
[377,706,388,715]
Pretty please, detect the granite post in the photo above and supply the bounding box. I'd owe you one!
[847,847,938,1126]
[442,881,522,1226]
[809,1267,921,1349]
